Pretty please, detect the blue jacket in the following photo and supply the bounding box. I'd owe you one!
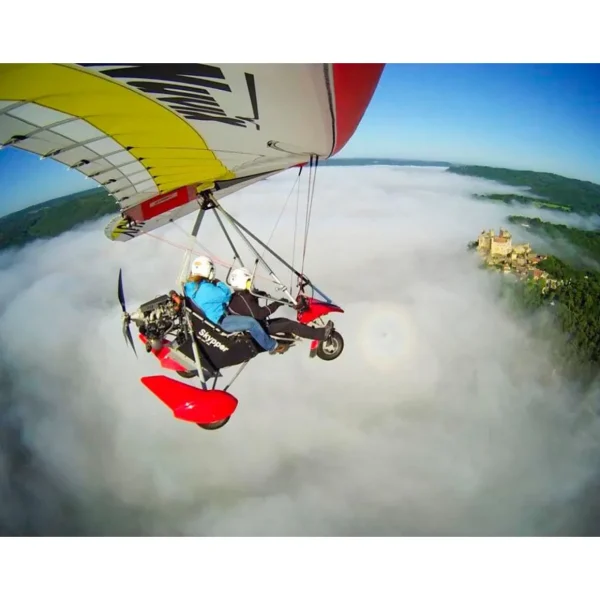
[184,280,232,324]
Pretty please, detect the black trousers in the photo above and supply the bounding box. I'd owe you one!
[265,318,326,341]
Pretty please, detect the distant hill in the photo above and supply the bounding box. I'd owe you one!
[3,159,598,253]
[0,158,456,252]
[322,157,454,168]
[0,187,118,252]
[449,165,600,215]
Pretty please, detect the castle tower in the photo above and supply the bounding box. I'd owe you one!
[490,231,512,256]
[477,229,492,253]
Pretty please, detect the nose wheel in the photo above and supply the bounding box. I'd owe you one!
[316,330,344,361]
[197,417,231,430]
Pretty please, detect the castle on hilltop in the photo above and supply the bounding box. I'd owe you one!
[474,227,549,280]
[477,227,533,260]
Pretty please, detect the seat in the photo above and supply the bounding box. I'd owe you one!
[183,296,242,339]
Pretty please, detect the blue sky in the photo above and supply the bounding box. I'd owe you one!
[340,63,600,180]
[0,149,101,216]
[1,63,599,217]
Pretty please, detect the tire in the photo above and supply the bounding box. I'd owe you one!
[316,331,344,361]
[176,370,196,379]
[196,416,231,431]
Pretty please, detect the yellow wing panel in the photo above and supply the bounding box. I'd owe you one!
[0,64,235,199]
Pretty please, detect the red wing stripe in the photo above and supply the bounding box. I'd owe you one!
[331,64,385,156]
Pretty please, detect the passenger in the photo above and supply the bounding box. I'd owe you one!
[183,256,289,354]
[227,267,334,341]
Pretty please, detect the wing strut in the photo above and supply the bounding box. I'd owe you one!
[176,198,206,287]
[174,186,336,312]
[214,209,245,281]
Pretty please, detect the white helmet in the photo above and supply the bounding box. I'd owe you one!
[190,255,215,280]
[228,267,252,291]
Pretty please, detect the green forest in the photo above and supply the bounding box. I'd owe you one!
[507,216,600,265]
[487,214,600,376]
[450,165,600,215]
[0,188,118,252]
[473,193,571,212]
[503,254,600,373]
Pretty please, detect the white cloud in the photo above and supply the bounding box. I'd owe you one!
[1,165,599,535]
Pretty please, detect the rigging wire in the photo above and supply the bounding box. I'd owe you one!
[306,155,319,242]
[142,157,321,296]
[301,156,314,277]
[300,154,319,281]
[146,230,274,285]
[260,167,302,262]
[291,166,302,291]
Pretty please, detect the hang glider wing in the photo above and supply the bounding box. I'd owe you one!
[0,63,384,241]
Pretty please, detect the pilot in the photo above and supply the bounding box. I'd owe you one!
[227,267,334,342]
[183,256,289,355]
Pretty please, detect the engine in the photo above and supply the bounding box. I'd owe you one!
[130,292,185,351]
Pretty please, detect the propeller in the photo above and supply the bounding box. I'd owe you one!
[118,268,137,357]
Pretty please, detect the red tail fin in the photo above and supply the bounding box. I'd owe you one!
[141,375,238,424]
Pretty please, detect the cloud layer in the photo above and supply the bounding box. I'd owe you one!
[1,165,600,536]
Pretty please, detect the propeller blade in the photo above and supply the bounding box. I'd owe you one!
[126,327,138,358]
[118,268,126,313]
[122,317,137,357]
[117,268,137,358]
